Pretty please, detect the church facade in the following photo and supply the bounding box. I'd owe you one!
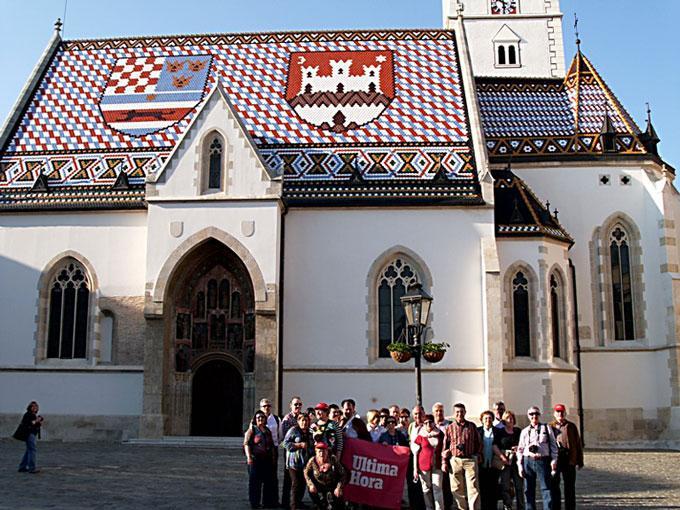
[0,0,678,446]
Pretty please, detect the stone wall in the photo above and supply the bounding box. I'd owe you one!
[99,296,145,365]
[0,413,139,441]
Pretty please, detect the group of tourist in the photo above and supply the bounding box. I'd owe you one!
[243,397,584,510]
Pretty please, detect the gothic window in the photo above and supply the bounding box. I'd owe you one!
[610,226,635,340]
[377,258,420,358]
[512,271,531,357]
[208,137,222,189]
[550,273,564,359]
[202,131,226,193]
[497,45,506,65]
[46,261,90,359]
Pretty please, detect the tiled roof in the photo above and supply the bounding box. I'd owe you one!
[492,167,572,245]
[0,29,481,209]
[477,51,648,160]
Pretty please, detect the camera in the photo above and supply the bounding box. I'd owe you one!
[456,443,465,451]
[528,445,539,454]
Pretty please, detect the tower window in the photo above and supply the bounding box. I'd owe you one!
[498,45,506,65]
[508,45,517,65]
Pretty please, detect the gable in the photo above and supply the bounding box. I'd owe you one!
[149,86,279,200]
[493,25,521,43]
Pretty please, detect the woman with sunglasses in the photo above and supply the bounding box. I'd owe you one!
[378,416,409,446]
[244,410,277,509]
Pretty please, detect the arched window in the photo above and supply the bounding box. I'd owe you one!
[498,45,506,65]
[46,261,90,359]
[208,136,223,189]
[508,45,517,65]
[512,271,531,357]
[377,258,420,358]
[550,273,563,359]
[610,225,635,340]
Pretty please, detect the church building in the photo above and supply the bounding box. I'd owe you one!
[0,0,677,446]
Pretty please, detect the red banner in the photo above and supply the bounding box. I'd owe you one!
[340,438,410,509]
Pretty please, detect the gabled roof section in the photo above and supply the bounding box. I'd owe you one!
[476,51,665,165]
[492,166,572,245]
[564,51,639,135]
[0,29,482,210]
[493,25,521,43]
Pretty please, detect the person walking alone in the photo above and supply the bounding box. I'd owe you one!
[15,401,43,474]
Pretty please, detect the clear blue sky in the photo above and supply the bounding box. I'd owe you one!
[1,0,678,165]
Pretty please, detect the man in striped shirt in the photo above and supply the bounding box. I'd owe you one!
[442,403,482,510]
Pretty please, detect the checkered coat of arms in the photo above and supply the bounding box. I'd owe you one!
[99,55,212,136]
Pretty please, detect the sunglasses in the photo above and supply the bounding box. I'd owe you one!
[529,412,540,416]
[293,403,303,407]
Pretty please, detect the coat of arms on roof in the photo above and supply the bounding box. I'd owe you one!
[99,55,212,137]
[285,51,394,133]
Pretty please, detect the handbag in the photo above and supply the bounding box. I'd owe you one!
[12,423,28,442]
[491,453,505,470]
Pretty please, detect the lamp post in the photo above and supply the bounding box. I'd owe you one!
[400,283,433,407]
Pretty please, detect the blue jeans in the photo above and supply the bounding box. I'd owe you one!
[523,457,552,510]
[19,433,37,472]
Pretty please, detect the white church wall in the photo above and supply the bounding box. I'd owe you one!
[145,200,281,295]
[503,370,577,423]
[285,370,487,421]
[0,211,147,365]
[515,163,676,441]
[515,165,668,348]
[463,19,553,77]
[282,207,495,413]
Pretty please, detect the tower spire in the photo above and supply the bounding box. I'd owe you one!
[574,13,581,51]
[640,102,660,155]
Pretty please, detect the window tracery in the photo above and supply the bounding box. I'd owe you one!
[609,225,635,340]
[512,271,531,357]
[377,258,419,358]
[46,261,90,359]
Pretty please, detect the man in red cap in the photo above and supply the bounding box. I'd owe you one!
[310,402,344,458]
[549,404,584,510]
[304,441,346,509]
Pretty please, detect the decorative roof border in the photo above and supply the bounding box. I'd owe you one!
[61,29,455,51]
[486,132,645,158]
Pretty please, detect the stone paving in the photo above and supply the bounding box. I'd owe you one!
[1,440,680,509]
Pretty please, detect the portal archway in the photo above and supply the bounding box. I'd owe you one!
[191,358,243,436]
[165,238,255,435]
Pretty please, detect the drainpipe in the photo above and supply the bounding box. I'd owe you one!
[277,202,287,414]
[569,258,585,446]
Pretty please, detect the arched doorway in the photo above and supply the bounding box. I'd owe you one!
[166,239,256,436]
[191,358,243,436]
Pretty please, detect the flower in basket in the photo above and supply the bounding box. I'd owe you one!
[421,342,449,354]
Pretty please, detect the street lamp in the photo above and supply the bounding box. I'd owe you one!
[400,283,433,407]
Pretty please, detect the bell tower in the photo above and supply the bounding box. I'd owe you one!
[443,0,565,78]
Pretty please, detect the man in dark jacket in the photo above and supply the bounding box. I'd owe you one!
[549,404,584,510]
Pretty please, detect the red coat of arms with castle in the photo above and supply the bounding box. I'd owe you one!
[286,50,395,133]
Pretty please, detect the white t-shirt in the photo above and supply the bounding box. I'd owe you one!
[266,414,280,446]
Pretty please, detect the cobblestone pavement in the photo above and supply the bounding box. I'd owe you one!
[1,440,679,509]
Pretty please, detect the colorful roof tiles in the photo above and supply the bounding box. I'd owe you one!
[0,29,486,208]
[477,51,650,160]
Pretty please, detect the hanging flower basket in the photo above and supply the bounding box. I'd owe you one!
[387,342,412,363]
[422,342,449,363]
